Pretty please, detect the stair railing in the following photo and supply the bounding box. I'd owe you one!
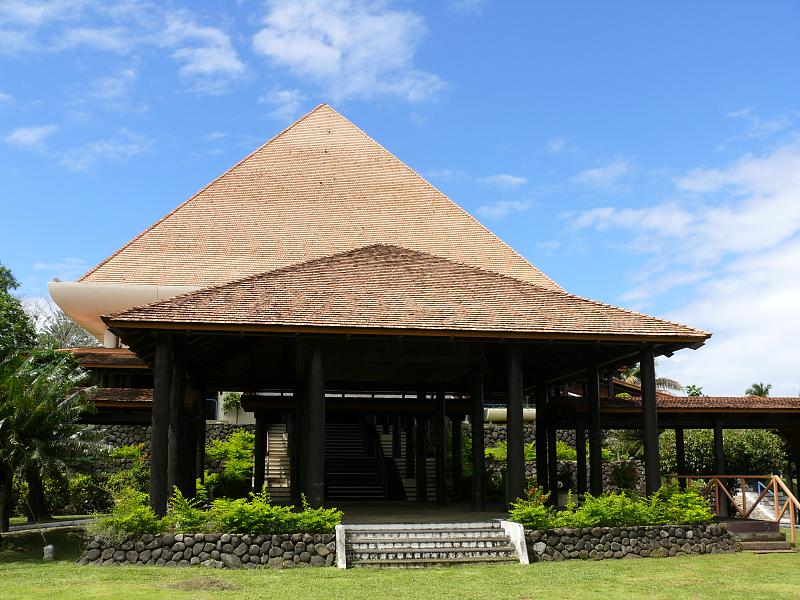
[677,474,799,545]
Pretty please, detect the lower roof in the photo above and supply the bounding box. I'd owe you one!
[104,244,710,344]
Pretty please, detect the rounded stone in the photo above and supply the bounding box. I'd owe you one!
[125,551,139,563]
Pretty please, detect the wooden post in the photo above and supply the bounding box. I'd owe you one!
[576,415,587,495]
[404,416,415,478]
[415,410,428,503]
[534,381,549,494]
[253,411,268,493]
[639,348,660,496]
[675,428,686,490]
[434,390,447,506]
[451,414,463,501]
[196,394,207,484]
[587,363,603,496]
[304,341,325,507]
[167,361,186,498]
[287,413,299,504]
[506,344,525,503]
[150,333,172,516]
[471,371,485,511]
[713,417,727,517]
[547,417,558,504]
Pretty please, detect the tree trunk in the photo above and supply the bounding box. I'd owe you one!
[25,467,51,523]
[0,465,12,533]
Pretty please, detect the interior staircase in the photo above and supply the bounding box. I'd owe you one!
[726,520,796,554]
[325,422,386,500]
[343,522,519,568]
[265,424,291,503]
[377,425,435,502]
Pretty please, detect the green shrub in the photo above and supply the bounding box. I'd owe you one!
[508,487,554,529]
[90,488,163,543]
[209,491,299,533]
[107,444,149,494]
[163,488,208,533]
[296,495,344,533]
[206,431,254,498]
[660,429,786,475]
[648,484,715,525]
[69,473,112,513]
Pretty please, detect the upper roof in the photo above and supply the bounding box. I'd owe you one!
[81,104,560,291]
[59,346,147,369]
[105,244,709,342]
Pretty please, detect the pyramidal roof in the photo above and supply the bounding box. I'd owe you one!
[81,104,561,291]
[106,244,709,342]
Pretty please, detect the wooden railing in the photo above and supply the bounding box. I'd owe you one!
[675,474,799,545]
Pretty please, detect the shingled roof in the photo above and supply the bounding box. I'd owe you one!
[105,244,709,342]
[81,104,560,291]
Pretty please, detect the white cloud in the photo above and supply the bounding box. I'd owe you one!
[203,131,228,141]
[718,107,796,150]
[477,200,531,220]
[476,173,527,188]
[86,67,137,101]
[252,0,444,103]
[57,26,131,53]
[59,128,151,171]
[4,124,57,148]
[425,168,469,183]
[259,87,308,121]
[572,159,629,188]
[0,90,13,104]
[568,142,800,395]
[547,137,575,154]
[449,0,487,15]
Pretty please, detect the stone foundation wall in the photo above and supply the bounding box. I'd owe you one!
[526,524,736,562]
[78,532,336,569]
[463,423,576,449]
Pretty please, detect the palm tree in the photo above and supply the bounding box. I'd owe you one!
[619,363,684,393]
[745,382,772,397]
[0,351,101,532]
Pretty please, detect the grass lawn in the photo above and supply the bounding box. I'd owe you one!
[1,530,799,599]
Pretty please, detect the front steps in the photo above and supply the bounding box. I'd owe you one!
[265,424,291,503]
[726,519,796,554]
[343,522,519,568]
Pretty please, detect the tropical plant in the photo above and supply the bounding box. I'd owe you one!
[0,263,36,362]
[619,363,683,393]
[0,351,102,531]
[205,430,254,498]
[685,385,703,397]
[221,392,243,423]
[745,382,772,397]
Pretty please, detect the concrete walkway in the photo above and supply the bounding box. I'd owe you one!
[8,518,92,533]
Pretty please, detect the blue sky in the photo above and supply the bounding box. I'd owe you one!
[2,1,799,395]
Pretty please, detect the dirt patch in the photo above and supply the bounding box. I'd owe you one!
[166,576,239,591]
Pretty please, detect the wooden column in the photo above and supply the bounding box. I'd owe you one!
[404,416,415,477]
[415,411,428,503]
[183,403,197,497]
[167,361,186,498]
[639,348,660,495]
[150,333,172,516]
[303,341,325,507]
[253,411,268,493]
[506,344,525,503]
[471,371,485,511]
[434,390,447,506]
[196,395,207,484]
[713,417,727,516]
[576,415,587,495]
[451,414,463,501]
[547,417,558,504]
[392,416,401,459]
[287,413,299,504]
[587,364,603,496]
[534,381,549,493]
[675,428,686,490]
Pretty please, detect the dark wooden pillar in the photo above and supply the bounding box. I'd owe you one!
[547,417,558,504]
[303,341,325,507]
[534,381,549,493]
[415,411,428,503]
[287,413,299,504]
[392,416,401,459]
[675,428,686,489]
[196,395,207,484]
[451,414,463,501]
[471,371,485,511]
[253,411,268,492]
[404,416,415,477]
[639,348,660,495]
[587,364,603,496]
[506,344,525,502]
[167,361,186,498]
[150,333,172,516]
[713,417,727,516]
[434,390,447,505]
[183,403,197,497]
[607,374,615,399]
[576,415,587,495]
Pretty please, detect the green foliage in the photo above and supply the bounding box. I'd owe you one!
[608,461,639,490]
[296,494,344,533]
[205,430,254,498]
[208,491,342,534]
[685,385,703,396]
[0,263,36,360]
[745,382,771,397]
[68,473,113,513]
[107,444,149,494]
[485,440,606,463]
[90,488,163,543]
[660,429,786,475]
[221,392,242,420]
[163,488,208,533]
[509,485,714,530]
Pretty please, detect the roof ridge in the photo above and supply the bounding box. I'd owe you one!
[79,103,331,282]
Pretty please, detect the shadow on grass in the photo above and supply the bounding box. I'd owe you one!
[0,530,86,564]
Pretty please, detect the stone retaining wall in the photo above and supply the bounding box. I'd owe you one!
[78,532,336,569]
[525,524,736,562]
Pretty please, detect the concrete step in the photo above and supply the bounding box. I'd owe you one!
[347,547,515,561]
[347,538,511,550]
[723,519,780,533]
[347,528,506,542]
[351,555,518,568]
[739,541,794,552]
[733,532,788,542]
